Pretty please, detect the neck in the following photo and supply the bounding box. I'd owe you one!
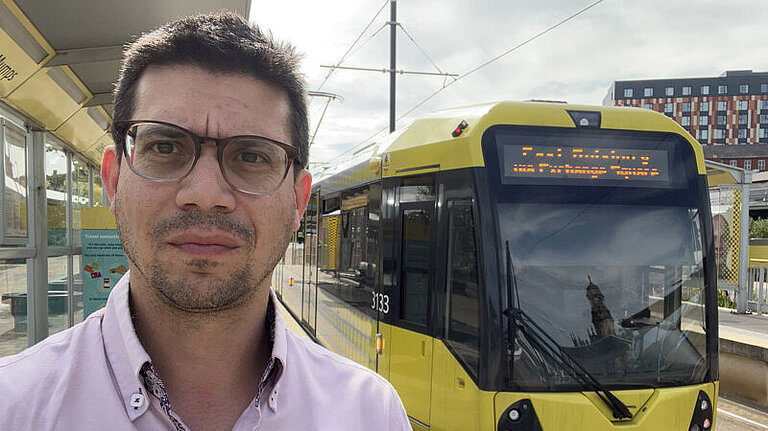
[129,274,273,429]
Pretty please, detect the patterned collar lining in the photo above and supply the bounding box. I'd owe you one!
[139,299,279,430]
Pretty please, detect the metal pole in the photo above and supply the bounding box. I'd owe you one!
[389,0,397,133]
[28,130,48,345]
[737,179,751,313]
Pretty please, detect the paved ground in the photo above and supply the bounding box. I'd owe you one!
[719,307,768,348]
[717,395,768,430]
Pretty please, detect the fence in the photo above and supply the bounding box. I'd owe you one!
[747,265,768,315]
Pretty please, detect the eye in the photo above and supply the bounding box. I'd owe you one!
[238,150,267,164]
[152,141,176,154]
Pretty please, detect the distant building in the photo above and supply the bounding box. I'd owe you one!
[604,70,768,172]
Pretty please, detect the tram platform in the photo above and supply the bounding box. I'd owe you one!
[718,307,768,410]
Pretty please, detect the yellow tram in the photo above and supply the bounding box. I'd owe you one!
[274,101,718,430]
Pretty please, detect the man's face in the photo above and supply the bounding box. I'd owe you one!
[103,65,311,312]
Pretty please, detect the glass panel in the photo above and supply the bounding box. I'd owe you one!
[48,255,69,335]
[71,158,89,247]
[502,203,707,390]
[93,169,105,207]
[401,209,430,325]
[45,143,68,246]
[0,259,28,357]
[446,203,480,375]
[72,254,83,324]
[3,122,27,241]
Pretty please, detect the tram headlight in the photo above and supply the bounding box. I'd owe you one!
[497,399,542,431]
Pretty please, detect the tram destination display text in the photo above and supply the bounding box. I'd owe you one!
[503,144,670,183]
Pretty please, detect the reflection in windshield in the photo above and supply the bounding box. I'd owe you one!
[502,203,708,390]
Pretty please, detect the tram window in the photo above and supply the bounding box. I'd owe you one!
[445,203,481,375]
[401,209,431,325]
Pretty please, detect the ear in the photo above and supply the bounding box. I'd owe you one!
[101,146,120,216]
[292,169,312,231]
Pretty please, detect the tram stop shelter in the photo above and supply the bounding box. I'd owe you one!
[0,0,249,355]
[706,159,752,313]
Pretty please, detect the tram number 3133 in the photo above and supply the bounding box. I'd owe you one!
[371,292,390,314]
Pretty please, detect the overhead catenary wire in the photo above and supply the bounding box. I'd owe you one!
[316,0,390,92]
[335,0,607,159]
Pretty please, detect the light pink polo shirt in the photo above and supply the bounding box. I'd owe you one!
[0,273,410,430]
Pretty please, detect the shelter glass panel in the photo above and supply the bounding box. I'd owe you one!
[2,122,27,243]
[71,157,89,247]
[45,143,68,247]
[0,259,27,357]
[47,255,69,335]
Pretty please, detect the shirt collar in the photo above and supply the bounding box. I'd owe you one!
[101,271,290,419]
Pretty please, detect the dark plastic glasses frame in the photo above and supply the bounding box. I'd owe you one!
[113,120,299,195]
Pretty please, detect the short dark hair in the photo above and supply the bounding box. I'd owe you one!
[112,12,308,173]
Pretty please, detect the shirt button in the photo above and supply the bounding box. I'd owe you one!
[130,393,145,408]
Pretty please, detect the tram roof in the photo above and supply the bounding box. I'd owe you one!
[377,100,707,178]
[313,101,708,195]
[0,0,249,165]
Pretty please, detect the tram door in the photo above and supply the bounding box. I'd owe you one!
[386,178,436,429]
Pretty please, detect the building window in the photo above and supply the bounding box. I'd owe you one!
[643,87,653,97]
[759,159,765,170]
[737,100,748,110]
[624,88,633,98]
[761,114,768,123]
[681,116,690,126]
[698,129,709,140]
[700,115,709,125]
[715,129,726,139]
[729,160,738,167]
[760,99,768,110]
[740,84,749,94]
[762,84,768,93]
[745,160,752,170]
[643,103,653,110]
[718,85,728,95]
[738,129,747,139]
[717,101,728,111]
[682,86,692,96]
[665,87,674,96]
[700,101,710,111]
[682,102,691,112]
[701,85,710,95]
[664,102,673,113]
[717,115,727,125]
[739,114,748,125]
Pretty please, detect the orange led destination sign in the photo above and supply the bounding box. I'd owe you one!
[503,144,669,182]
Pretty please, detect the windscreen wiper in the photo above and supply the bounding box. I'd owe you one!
[504,242,633,420]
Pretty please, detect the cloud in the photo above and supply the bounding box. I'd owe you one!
[250,0,768,169]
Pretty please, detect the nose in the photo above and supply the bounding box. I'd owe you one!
[175,143,236,212]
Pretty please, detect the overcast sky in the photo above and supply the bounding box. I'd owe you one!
[248,0,768,172]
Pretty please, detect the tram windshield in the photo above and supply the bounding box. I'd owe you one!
[501,201,708,390]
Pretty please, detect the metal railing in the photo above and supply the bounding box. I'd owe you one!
[746,264,768,314]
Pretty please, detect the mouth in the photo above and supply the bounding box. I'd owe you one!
[166,230,241,257]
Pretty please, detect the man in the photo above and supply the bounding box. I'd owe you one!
[0,13,410,430]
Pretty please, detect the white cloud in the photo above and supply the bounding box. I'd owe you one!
[250,0,768,170]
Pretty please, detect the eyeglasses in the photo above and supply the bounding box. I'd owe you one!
[114,120,299,195]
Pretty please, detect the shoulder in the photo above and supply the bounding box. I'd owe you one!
[282,332,410,429]
[285,330,391,390]
[0,310,106,405]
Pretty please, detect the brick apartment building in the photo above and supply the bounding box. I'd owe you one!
[604,70,768,172]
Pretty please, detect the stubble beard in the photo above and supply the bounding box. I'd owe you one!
[115,192,296,315]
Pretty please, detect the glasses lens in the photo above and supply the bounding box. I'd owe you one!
[126,123,196,180]
[221,137,290,194]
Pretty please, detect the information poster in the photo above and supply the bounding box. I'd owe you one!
[81,207,128,318]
